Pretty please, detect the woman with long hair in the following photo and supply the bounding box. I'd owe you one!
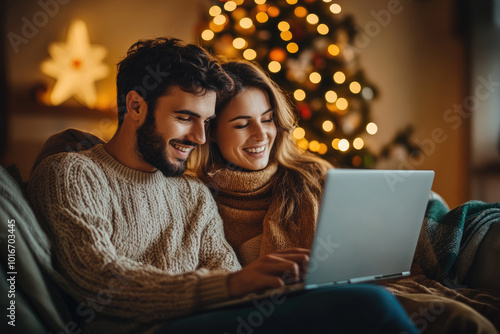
[191,60,497,334]
[193,60,332,265]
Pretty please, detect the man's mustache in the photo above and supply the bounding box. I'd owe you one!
[169,139,199,148]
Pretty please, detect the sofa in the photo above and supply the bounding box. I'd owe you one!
[2,128,500,333]
[0,165,75,333]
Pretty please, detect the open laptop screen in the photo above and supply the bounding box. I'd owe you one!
[306,169,434,288]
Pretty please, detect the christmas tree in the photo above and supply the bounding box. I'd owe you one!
[198,0,381,168]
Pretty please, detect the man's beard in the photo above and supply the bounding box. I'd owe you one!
[136,116,194,177]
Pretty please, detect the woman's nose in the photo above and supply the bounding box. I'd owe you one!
[251,124,266,141]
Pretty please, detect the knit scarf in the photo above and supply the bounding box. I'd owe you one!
[201,163,319,266]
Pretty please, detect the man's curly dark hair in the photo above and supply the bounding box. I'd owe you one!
[116,37,233,126]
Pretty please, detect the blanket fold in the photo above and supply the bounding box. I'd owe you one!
[414,196,500,287]
[384,194,500,330]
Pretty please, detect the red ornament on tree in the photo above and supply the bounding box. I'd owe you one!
[298,102,312,120]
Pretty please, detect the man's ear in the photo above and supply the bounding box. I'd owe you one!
[125,91,147,124]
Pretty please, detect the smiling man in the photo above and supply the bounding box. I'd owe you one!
[106,85,215,177]
[27,37,311,334]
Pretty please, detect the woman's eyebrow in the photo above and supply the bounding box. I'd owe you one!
[229,115,251,122]
[228,107,273,122]
[262,107,273,115]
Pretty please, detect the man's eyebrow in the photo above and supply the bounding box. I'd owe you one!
[228,107,273,122]
[173,110,201,118]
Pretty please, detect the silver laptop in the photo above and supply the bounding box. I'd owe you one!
[204,169,435,310]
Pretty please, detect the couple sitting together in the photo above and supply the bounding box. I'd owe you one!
[28,37,499,334]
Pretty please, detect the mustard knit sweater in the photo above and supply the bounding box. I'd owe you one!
[28,144,241,334]
[201,164,320,266]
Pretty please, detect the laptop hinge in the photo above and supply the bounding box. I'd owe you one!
[347,271,410,284]
[348,276,377,284]
[376,271,411,280]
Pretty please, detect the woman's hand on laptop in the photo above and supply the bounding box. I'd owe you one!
[227,248,310,298]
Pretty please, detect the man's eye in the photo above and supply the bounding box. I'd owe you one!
[177,117,190,122]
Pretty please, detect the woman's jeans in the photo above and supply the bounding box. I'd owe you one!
[163,284,418,334]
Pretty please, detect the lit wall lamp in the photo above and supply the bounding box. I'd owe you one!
[41,19,108,109]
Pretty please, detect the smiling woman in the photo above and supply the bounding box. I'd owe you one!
[213,87,277,171]
[191,60,332,265]
[190,60,499,334]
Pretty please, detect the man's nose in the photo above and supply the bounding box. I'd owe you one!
[187,121,206,145]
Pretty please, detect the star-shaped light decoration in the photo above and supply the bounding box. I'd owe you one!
[41,20,108,109]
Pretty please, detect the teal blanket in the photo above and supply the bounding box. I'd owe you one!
[414,193,500,288]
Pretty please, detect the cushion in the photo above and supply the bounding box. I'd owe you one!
[31,128,105,175]
[0,165,71,333]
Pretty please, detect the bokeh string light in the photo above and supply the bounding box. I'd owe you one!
[199,0,379,168]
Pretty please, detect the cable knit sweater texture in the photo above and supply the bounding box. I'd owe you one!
[28,144,241,334]
[200,163,319,266]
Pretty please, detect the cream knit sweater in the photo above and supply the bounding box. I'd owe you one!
[28,144,241,333]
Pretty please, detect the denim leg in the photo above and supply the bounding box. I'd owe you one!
[161,284,418,334]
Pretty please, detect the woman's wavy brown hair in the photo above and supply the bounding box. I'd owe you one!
[191,60,332,225]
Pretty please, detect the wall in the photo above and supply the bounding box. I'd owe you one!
[338,0,469,208]
[469,0,500,203]
[4,0,209,179]
[4,0,470,208]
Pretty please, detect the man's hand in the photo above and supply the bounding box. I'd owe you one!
[227,248,310,298]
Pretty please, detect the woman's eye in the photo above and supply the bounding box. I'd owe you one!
[262,118,273,123]
[234,124,249,129]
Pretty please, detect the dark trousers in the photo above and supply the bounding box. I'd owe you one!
[162,284,418,334]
